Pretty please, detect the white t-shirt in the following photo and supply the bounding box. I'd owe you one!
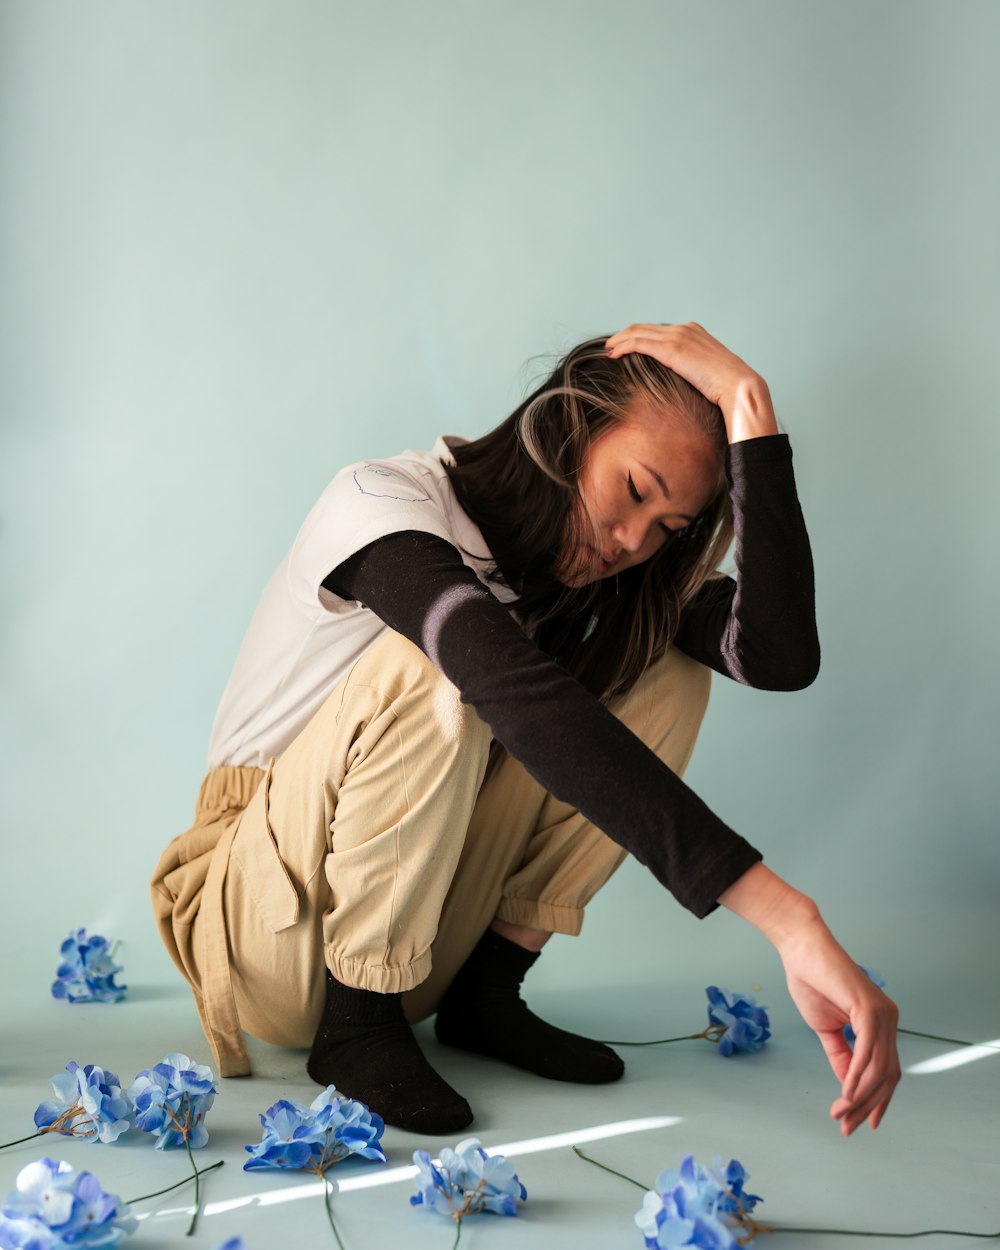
[207,437,518,769]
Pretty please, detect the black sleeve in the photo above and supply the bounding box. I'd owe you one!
[324,532,761,918]
[675,434,820,690]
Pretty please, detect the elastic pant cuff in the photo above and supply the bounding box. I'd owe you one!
[327,946,433,994]
[496,896,584,937]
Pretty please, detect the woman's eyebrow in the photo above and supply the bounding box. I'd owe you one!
[640,462,697,524]
[640,461,671,499]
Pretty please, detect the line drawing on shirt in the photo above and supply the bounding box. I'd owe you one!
[353,466,431,503]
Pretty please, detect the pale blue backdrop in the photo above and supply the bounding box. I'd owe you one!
[2,0,997,1016]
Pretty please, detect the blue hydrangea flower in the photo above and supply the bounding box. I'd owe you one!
[127,1054,217,1150]
[51,931,126,1005]
[635,1155,761,1249]
[212,1240,247,1250]
[0,1157,137,1248]
[410,1138,526,1222]
[33,1063,132,1144]
[716,1159,762,1219]
[705,987,771,1057]
[844,966,887,1043]
[244,1086,386,1174]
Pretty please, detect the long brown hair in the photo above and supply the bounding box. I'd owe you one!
[445,336,733,701]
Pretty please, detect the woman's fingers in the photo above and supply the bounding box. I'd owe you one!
[604,322,774,442]
[815,1027,854,1085]
[606,325,725,405]
[778,920,902,1134]
[833,1083,893,1135]
[817,1025,889,1134]
[832,1056,898,1135]
[605,323,722,389]
[842,1021,876,1100]
[845,1006,901,1099]
[824,1016,901,1135]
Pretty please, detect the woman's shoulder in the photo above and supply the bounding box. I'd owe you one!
[328,436,462,504]
[286,437,496,594]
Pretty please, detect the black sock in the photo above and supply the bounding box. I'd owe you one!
[434,929,624,1084]
[306,970,473,1135]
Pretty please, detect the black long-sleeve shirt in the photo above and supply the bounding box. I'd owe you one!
[323,434,818,918]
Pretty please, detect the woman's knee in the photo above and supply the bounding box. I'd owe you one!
[666,646,712,716]
[612,646,712,759]
[347,629,493,757]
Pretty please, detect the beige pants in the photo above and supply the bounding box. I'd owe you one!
[152,630,710,1076]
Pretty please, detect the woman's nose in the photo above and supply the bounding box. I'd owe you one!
[611,519,646,554]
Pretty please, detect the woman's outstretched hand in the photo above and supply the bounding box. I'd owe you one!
[605,322,779,444]
[719,863,902,1135]
[777,913,901,1134]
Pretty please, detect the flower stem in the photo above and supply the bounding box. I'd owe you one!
[597,1031,707,1047]
[451,1214,463,1250]
[126,1160,225,1205]
[2,1102,96,1150]
[322,1174,346,1250]
[898,1027,1000,1050]
[572,1146,648,1192]
[574,1148,999,1242]
[604,1025,1000,1052]
[768,1226,1000,1239]
[0,1130,45,1150]
[184,1130,201,1236]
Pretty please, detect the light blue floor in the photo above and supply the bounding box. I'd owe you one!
[2,918,998,1250]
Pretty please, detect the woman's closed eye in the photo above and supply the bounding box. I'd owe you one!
[628,471,677,538]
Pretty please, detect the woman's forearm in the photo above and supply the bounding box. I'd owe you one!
[674,435,820,691]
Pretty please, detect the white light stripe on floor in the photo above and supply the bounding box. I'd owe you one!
[905,1038,1000,1075]
[134,1115,682,1220]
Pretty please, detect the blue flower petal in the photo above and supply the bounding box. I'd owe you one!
[410,1139,525,1224]
[0,1157,136,1247]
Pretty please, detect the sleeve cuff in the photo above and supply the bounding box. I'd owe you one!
[725,432,792,472]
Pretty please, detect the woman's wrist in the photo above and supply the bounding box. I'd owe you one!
[718,862,821,950]
[724,376,779,444]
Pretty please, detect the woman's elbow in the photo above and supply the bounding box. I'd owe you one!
[764,643,821,691]
[737,641,820,691]
[778,656,820,691]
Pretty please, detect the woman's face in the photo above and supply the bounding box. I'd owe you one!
[557,396,720,588]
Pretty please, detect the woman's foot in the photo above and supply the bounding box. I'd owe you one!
[307,971,473,1134]
[434,929,624,1083]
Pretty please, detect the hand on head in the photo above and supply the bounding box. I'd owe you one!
[605,322,779,443]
